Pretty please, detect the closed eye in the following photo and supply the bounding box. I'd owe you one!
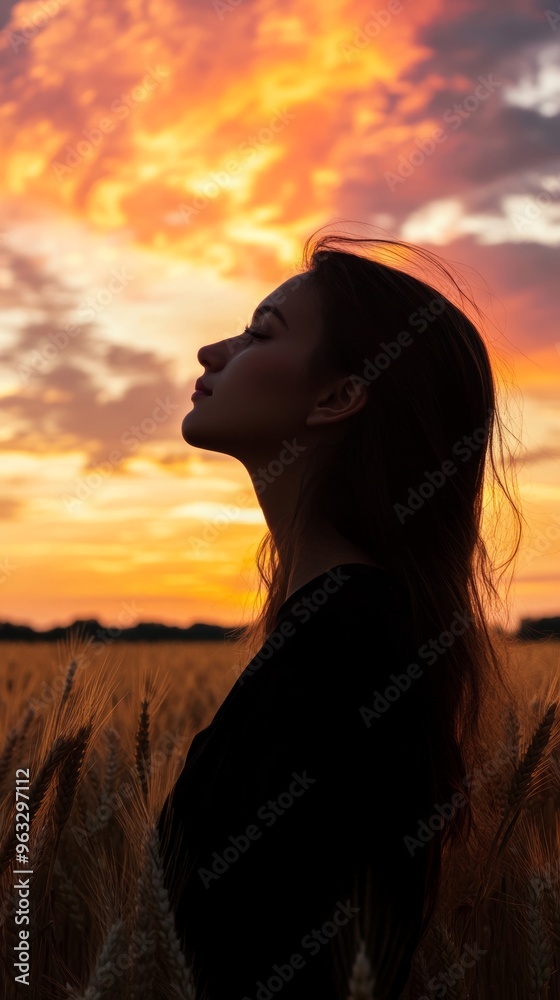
[242,325,268,341]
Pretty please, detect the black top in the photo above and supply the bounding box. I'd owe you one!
[157,564,436,1000]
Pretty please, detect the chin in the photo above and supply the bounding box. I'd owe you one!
[181,412,216,449]
[181,411,200,443]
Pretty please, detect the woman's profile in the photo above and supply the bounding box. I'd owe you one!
[157,227,522,1000]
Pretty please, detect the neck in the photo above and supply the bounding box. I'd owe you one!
[244,444,382,600]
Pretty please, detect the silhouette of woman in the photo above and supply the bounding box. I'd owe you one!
[157,229,522,1000]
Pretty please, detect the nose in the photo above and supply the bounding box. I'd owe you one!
[197,335,240,369]
[196,341,221,372]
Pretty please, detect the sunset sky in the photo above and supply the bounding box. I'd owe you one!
[0,0,559,633]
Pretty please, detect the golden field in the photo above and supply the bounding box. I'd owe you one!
[0,635,559,999]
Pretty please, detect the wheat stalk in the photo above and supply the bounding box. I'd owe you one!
[37,727,92,915]
[525,873,554,996]
[433,923,468,1000]
[347,937,376,999]
[0,877,20,987]
[60,658,78,710]
[410,944,431,996]
[0,705,35,795]
[70,916,130,1000]
[507,703,557,811]
[52,725,92,840]
[492,702,523,816]
[101,726,121,803]
[128,865,157,1000]
[136,698,151,801]
[30,819,53,871]
[53,858,87,937]
[73,778,89,834]
[86,747,102,798]
[506,704,522,758]
[146,824,197,999]
[543,860,560,946]
[0,734,76,875]
[548,900,560,979]
[0,727,19,797]
[463,701,558,940]
[31,726,93,995]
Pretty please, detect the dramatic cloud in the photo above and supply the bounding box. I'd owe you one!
[0,0,558,629]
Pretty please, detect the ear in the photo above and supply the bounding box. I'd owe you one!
[305,374,369,427]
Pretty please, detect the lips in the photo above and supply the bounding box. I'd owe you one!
[194,378,212,395]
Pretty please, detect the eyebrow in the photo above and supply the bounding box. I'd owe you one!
[253,304,289,328]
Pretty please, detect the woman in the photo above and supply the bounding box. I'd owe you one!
[157,229,522,1000]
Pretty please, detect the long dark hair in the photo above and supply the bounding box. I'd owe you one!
[231,226,525,941]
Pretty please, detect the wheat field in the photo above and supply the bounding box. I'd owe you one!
[0,633,560,999]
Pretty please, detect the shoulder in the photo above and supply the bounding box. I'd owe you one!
[274,564,414,655]
[240,565,419,715]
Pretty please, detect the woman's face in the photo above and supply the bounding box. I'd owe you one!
[181,274,330,467]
